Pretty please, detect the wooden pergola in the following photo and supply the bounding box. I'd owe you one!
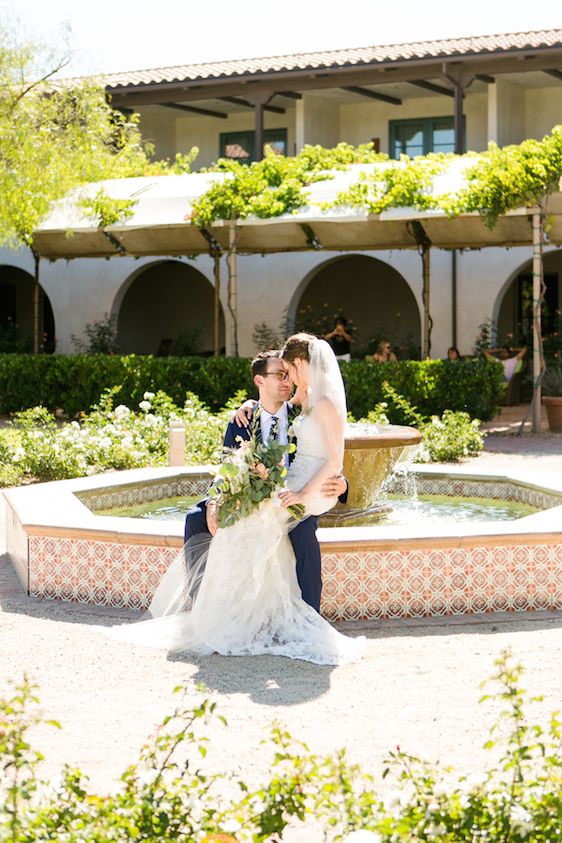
[31,164,562,432]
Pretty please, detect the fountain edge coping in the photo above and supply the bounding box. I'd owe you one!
[3,463,562,552]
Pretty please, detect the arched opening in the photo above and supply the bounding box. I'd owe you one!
[292,255,421,359]
[496,250,562,353]
[115,260,224,356]
[0,266,55,353]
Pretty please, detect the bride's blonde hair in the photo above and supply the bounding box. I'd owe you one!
[280,332,315,364]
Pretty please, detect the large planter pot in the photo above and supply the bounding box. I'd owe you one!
[542,396,562,432]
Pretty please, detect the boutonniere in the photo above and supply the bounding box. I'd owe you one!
[287,424,296,439]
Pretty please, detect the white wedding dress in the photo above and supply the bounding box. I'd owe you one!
[107,341,366,666]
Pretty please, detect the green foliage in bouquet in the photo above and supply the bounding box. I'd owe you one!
[209,434,304,528]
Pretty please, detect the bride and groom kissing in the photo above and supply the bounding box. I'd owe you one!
[185,345,348,614]
[111,333,366,665]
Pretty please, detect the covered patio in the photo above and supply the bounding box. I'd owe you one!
[31,157,562,431]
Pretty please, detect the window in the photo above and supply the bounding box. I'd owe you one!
[389,117,461,159]
[219,129,288,164]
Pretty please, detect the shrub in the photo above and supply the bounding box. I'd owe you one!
[0,389,241,485]
[0,354,503,422]
[71,314,120,355]
[2,653,561,841]
[417,409,486,462]
[358,384,485,462]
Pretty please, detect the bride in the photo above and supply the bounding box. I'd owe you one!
[110,333,366,666]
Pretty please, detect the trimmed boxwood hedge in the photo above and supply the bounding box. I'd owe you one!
[0,353,504,421]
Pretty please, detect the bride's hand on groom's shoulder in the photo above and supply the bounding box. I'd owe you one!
[230,399,257,427]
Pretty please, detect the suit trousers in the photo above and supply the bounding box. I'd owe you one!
[184,503,322,613]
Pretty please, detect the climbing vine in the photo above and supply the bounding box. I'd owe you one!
[78,189,138,226]
[189,142,387,226]
[189,126,562,230]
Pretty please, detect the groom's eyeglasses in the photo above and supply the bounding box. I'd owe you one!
[263,370,289,381]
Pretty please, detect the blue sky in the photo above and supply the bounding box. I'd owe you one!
[2,0,561,77]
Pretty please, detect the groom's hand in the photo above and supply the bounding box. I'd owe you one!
[206,500,219,535]
[321,474,347,498]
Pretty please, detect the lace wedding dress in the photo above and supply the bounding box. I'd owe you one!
[108,341,366,666]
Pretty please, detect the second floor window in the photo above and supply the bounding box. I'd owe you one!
[389,117,459,158]
[219,129,288,164]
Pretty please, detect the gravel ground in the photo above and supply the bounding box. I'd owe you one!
[2,414,562,838]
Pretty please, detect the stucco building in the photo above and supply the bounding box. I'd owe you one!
[2,28,562,358]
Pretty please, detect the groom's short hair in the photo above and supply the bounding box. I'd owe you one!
[251,349,281,378]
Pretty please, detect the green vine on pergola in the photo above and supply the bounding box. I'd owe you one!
[189,126,562,229]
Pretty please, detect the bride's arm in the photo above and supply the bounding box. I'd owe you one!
[279,397,344,508]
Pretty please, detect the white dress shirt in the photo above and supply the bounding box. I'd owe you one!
[260,403,289,445]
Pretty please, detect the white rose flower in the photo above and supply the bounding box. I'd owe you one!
[426,822,447,838]
[343,832,383,843]
[114,405,130,419]
[463,772,488,790]
[139,400,151,412]
[510,804,533,836]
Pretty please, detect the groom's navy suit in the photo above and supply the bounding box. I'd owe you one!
[184,402,344,613]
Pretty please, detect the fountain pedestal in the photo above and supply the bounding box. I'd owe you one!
[322,423,422,524]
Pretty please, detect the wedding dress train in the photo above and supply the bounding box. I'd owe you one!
[109,411,366,666]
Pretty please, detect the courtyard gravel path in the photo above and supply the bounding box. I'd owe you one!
[2,417,562,837]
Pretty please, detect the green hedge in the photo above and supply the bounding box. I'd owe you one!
[0,354,504,420]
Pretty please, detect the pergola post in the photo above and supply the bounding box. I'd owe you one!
[531,209,544,433]
[226,222,240,356]
[213,253,221,356]
[422,243,431,359]
[409,221,432,359]
[32,250,41,354]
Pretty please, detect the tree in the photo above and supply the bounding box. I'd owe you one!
[0,22,154,247]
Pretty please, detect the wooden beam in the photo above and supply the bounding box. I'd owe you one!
[161,102,228,118]
[219,95,285,114]
[544,69,562,81]
[342,85,401,105]
[476,73,495,83]
[107,51,562,107]
[409,80,454,97]
[276,91,302,99]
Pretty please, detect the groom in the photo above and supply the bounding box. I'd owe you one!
[184,349,347,613]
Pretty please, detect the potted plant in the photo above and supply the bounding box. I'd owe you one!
[542,358,562,432]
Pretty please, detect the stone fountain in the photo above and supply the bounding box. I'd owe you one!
[322,422,422,524]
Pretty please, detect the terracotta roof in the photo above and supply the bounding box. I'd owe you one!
[104,29,562,90]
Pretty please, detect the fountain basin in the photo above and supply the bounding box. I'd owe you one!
[5,464,562,621]
[338,423,422,515]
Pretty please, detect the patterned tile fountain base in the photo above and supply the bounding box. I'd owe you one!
[4,465,562,621]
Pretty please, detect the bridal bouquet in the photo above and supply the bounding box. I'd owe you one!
[209,435,305,528]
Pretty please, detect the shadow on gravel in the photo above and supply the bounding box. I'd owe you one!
[167,649,335,706]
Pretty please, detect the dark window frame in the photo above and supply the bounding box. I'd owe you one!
[388,116,464,158]
[219,128,288,163]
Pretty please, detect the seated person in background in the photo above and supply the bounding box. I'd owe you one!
[325,315,353,362]
[447,346,462,361]
[372,339,398,363]
[484,345,527,381]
